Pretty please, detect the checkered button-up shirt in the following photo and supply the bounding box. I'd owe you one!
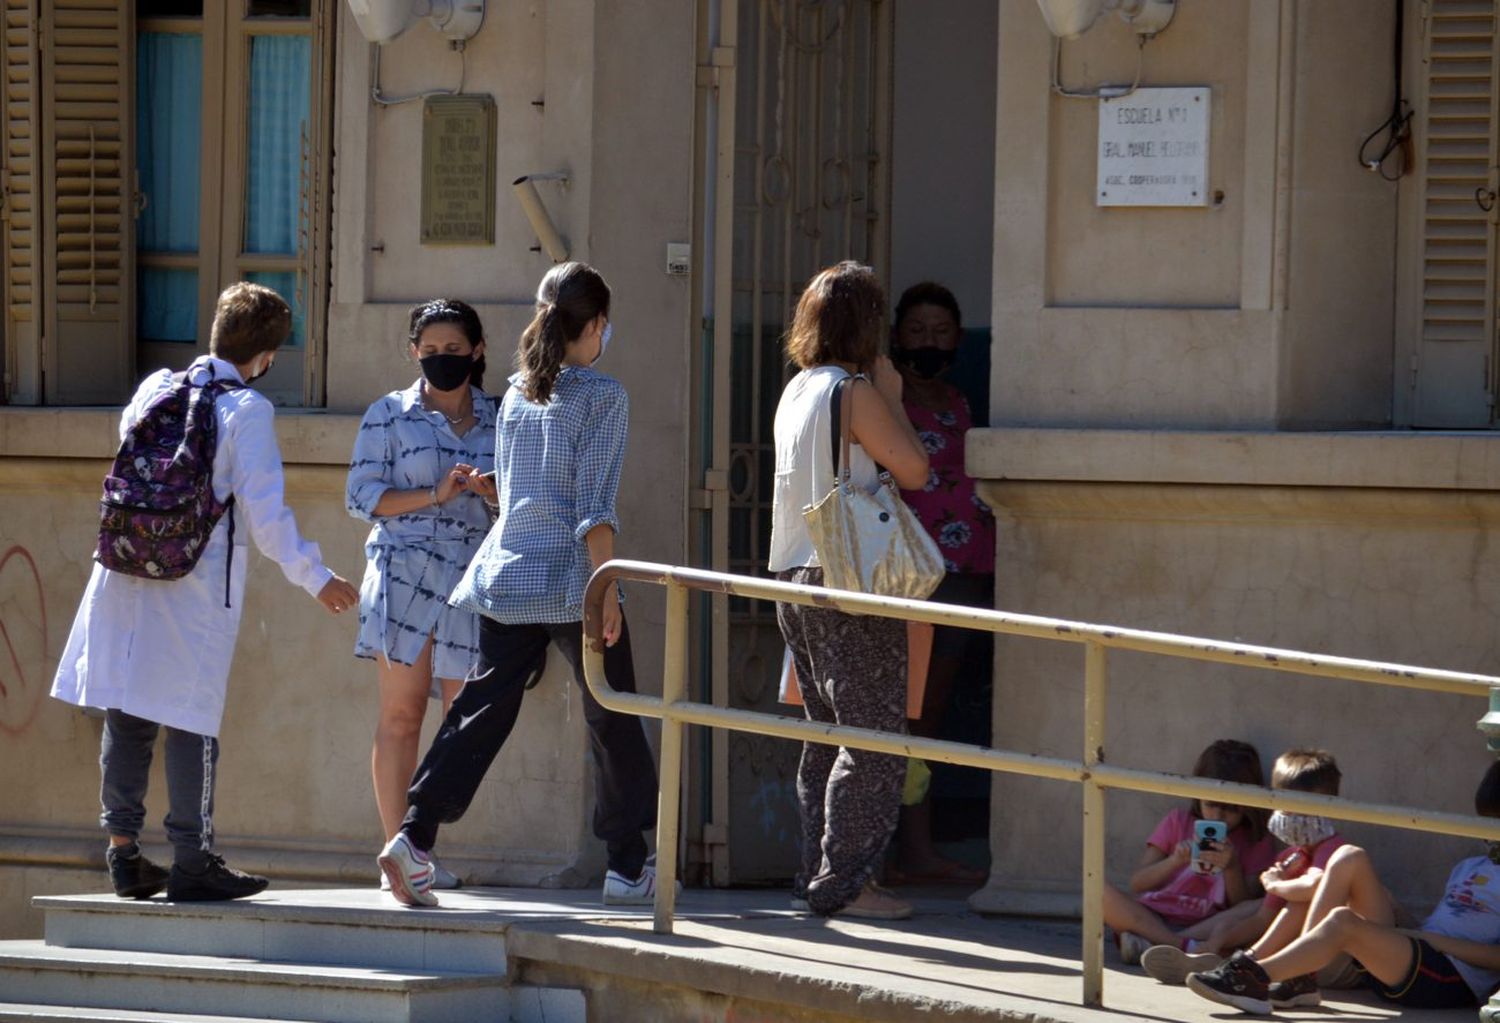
[449,366,628,623]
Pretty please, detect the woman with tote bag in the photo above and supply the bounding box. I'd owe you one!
[767,261,931,919]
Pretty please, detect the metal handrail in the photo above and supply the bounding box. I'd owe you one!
[579,559,1500,1008]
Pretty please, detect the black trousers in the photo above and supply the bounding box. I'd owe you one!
[402,614,659,877]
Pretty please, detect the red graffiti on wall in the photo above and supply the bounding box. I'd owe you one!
[0,545,49,735]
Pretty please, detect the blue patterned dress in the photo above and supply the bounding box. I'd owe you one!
[346,381,498,685]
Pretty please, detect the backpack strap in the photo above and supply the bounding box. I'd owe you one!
[195,362,242,608]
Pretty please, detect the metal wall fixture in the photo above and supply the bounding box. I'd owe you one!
[346,0,485,45]
[512,174,570,263]
[1035,0,1175,39]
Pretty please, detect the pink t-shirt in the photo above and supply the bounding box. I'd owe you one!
[1135,808,1277,926]
[1262,833,1347,912]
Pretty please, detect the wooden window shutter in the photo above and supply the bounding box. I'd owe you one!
[2,0,39,403]
[40,0,132,404]
[1413,0,1499,427]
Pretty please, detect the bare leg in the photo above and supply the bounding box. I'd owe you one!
[372,637,437,841]
[1248,903,1308,959]
[1301,845,1394,933]
[1181,898,1259,943]
[1103,882,1184,947]
[1258,906,1413,987]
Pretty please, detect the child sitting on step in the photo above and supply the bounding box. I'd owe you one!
[1106,739,1276,966]
[1187,758,1500,1014]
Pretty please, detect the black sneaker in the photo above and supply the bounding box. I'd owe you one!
[1186,950,1272,1014]
[167,854,269,902]
[106,844,169,899]
[1268,973,1321,1009]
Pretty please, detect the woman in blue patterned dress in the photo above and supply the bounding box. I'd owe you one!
[375,262,661,909]
[346,299,498,888]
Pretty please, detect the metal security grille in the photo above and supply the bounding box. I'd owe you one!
[708,0,893,884]
[726,0,892,616]
[1413,0,1500,426]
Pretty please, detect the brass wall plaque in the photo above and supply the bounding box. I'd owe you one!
[420,95,497,245]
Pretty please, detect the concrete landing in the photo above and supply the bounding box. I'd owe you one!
[27,886,1466,1023]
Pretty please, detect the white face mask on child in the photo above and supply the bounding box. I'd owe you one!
[1268,811,1336,848]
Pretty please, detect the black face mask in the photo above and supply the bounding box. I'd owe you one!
[419,353,473,392]
[246,356,274,385]
[893,345,956,380]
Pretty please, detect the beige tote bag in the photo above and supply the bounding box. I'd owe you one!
[801,374,944,602]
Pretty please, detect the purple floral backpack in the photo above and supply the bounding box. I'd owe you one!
[95,368,243,605]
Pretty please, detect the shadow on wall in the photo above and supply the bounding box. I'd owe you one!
[952,328,992,426]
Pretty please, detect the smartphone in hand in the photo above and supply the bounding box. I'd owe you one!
[1193,819,1229,875]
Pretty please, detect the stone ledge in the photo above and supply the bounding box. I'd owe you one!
[0,408,360,466]
[967,428,1500,491]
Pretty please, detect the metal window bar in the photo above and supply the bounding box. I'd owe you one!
[580,560,1500,1009]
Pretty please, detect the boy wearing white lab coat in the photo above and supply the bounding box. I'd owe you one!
[51,283,359,902]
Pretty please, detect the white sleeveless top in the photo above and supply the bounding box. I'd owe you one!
[768,365,880,572]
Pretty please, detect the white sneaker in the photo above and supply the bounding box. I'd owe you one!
[377,833,438,907]
[601,864,680,906]
[1141,944,1223,985]
[1118,930,1151,965]
[380,852,459,890]
[430,856,462,890]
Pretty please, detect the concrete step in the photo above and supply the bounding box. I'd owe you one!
[34,893,508,973]
[0,941,511,1023]
[0,1004,312,1023]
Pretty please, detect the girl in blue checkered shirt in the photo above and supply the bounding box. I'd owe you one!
[377,263,663,909]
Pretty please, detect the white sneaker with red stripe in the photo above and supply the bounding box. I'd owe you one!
[377,833,438,907]
[601,864,680,906]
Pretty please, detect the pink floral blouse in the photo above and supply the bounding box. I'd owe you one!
[899,386,995,575]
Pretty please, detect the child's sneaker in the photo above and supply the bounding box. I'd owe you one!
[106,843,169,900]
[1186,950,1272,1014]
[1141,944,1223,985]
[1268,973,1321,1009]
[601,864,681,906]
[166,854,269,902]
[377,833,438,907]
[1117,930,1151,966]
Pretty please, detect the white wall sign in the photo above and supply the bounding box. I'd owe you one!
[1097,87,1210,207]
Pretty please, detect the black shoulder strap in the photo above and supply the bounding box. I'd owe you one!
[828,373,858,481]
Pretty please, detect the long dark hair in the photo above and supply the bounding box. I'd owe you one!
[408,298,486,389]
[1190,739,1270,842]
[516,262,611,403]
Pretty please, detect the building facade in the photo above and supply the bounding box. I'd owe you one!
[0,0,1493,934]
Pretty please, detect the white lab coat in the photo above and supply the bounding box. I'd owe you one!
[51,357,332,737]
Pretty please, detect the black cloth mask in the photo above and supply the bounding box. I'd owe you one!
[893,345,956,380]
[419,353,473,392]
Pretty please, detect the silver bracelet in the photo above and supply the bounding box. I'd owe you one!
[428,485,439,508]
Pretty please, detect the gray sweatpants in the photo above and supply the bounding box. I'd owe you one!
[100,708,218,869]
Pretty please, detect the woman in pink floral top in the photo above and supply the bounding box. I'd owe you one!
[890,281,995,885]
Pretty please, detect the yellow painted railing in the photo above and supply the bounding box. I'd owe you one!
[580,560,1500,1008]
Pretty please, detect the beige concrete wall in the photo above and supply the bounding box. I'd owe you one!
[2,0,695,938]
[0,413,608,938]
[966,429,1500,917]
[993,0,1399,430]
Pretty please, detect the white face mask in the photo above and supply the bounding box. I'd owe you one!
[592,321,613,364]
[1268,810,1337,848]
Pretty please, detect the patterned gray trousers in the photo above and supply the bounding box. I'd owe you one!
[776,567,907,915]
